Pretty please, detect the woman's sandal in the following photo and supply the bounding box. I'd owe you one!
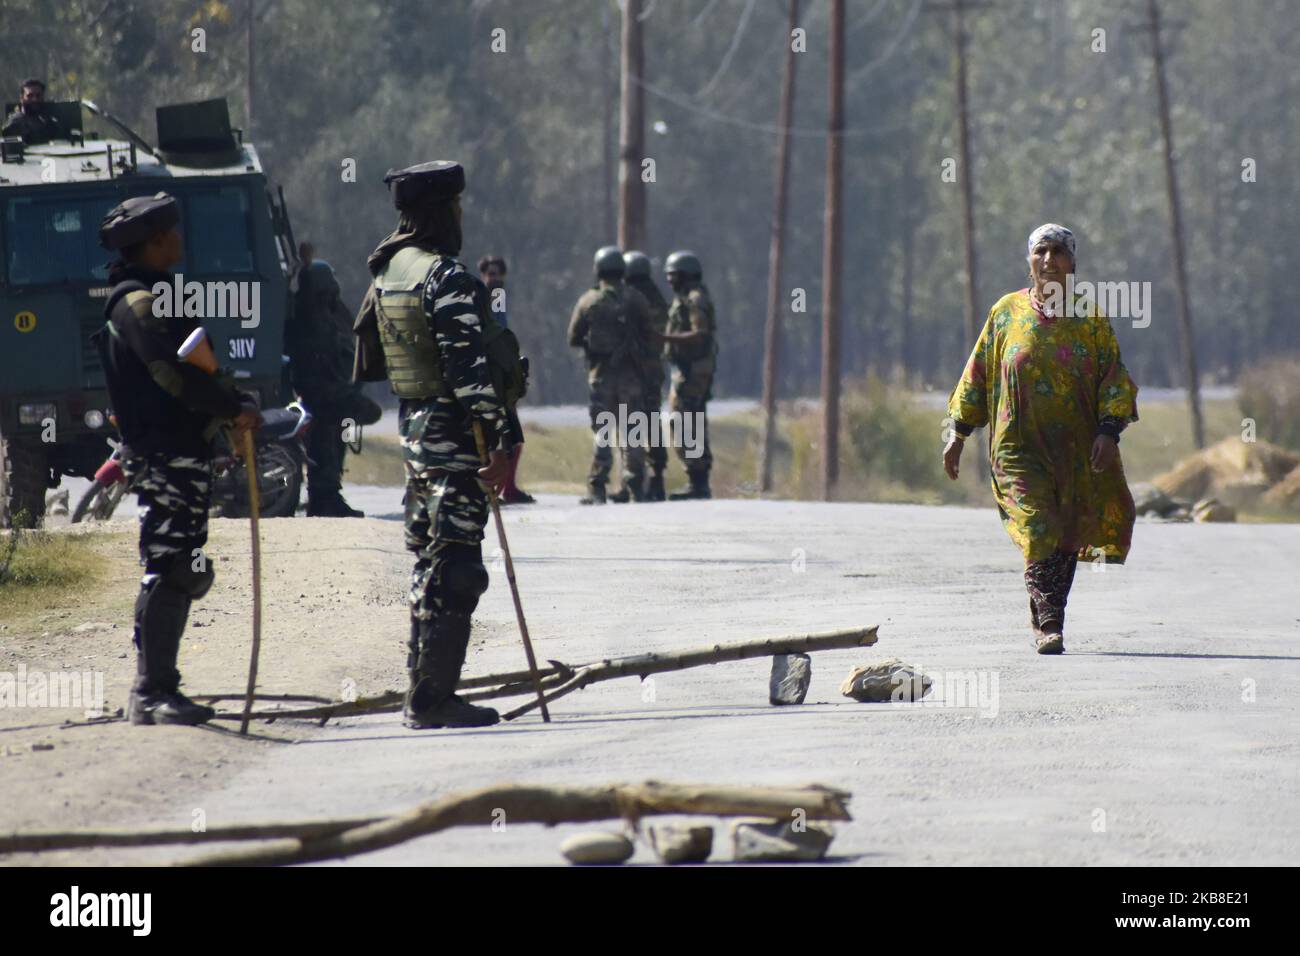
[1035,630,1065,655]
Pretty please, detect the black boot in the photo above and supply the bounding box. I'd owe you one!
[645,473,666,502]
[579,481,606,505]
[405,613,499,729]
[669,472,711,500]
[128,580,214,726]
[608,486,631,504]
[307,492,365,518]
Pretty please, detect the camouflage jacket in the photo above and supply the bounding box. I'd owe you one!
[666,283,717,366]
[627,275,669,383]
[356,253,510,476]
[567,279,653,382]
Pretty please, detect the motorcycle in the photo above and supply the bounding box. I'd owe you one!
[71,402,313,523]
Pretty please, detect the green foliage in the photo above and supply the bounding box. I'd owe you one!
[2,0,1296,408]
[0,530,105,616]
[1238,355,1300,452]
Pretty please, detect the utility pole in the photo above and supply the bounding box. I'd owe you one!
[820,0,845,501]
[618,0,647,251]
[602,2,615,241]
[758,0,801,494]
[929,0,988,477]
[953,0,979,352]
[1145,0,1205,448]
[245,0,255,136]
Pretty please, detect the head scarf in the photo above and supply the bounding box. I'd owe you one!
[365,198,462,277]
[1027,223,1076,264]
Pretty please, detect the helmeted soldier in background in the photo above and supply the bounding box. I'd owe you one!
[661,250,717,500]
[286,242,382,516]
[353,161,517,729]
[622,250,670,502]
[477,254,534,505]
[567,245,653,505]
[2,79,66,144]
[93,193,261,725]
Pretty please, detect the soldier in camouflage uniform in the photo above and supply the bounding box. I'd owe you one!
[352,161,512,730]
[621,250,670,502]
[662,250,717,500]
[94,193,261,726]
[566,246,653,504]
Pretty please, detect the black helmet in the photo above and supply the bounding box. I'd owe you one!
[664,250,702,279]
[594,245,625,278]
[623,250,651,279]
[383,161,465,211]
[98,192,180,250]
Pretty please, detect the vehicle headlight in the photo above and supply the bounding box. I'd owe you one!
[84,409,106,429]
[18,402,57,426]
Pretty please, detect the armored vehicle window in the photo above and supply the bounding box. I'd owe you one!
[185,187,253,274]
[4,195,118,285]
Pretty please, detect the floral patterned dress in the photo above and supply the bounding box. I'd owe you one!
[948,290,1139,564]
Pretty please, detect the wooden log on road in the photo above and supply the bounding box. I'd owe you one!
[501,625,879,720]
[184,781,853,867]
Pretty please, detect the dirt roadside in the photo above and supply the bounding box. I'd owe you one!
[1,515,423,853]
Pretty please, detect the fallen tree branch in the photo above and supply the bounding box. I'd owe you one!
[195,692,335,704]
[182,781,852,867]
[502,625,879,720]
[202,626,877,725]
[0,816,381,854]
[208,669,575,724]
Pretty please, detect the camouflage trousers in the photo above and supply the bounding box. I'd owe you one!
[124,452,212,575]
[669,358,714,476]
[587,373,646,487]
[642,371,667,476]
[404,469,490,622]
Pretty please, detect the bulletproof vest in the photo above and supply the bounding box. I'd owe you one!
[585,283,637,363]
[667,284,716,364]
[373,246,452,399]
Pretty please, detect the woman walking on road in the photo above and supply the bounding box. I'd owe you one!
[943,224,1139,655]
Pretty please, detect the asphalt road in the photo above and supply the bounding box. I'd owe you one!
[114,493,1299,866]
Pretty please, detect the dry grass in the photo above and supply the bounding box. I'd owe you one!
[0,528,113,623]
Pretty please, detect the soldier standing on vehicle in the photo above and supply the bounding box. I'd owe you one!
[621,250,670,502]
[478,254,534,505]
[286,245,381,517]
[567,246,653,505]
[661,250,717,500]
[94,193,261,725]
[2,79,67,144]
[353,161,517,729]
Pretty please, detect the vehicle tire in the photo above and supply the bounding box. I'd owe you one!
[71,477,127,524]
[223,443,303,519]
[0,434,49,529]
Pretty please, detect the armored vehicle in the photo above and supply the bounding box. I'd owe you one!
[0,97,298,527]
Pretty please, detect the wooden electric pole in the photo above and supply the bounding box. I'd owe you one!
[1145,0,1205,448]
[758,0,802,494]
[618,0,647,251]
[953,0,980,351]
[245,0,255,136]
[602,2,615,241]
[820,0,845,501]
